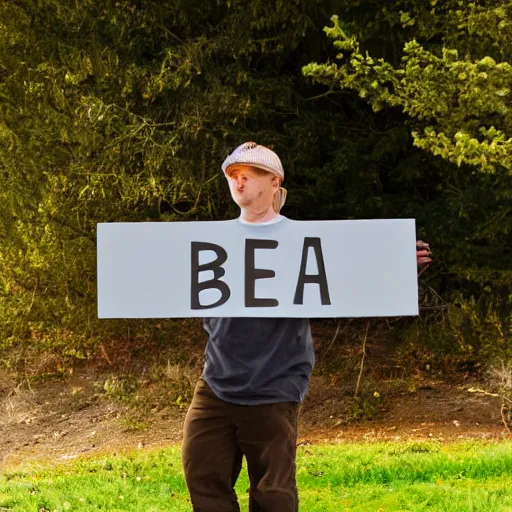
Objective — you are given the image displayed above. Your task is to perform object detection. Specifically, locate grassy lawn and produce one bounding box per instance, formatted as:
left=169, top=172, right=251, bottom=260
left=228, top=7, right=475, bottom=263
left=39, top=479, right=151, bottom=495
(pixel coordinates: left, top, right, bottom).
left=1, top=440, right=512, bottom=511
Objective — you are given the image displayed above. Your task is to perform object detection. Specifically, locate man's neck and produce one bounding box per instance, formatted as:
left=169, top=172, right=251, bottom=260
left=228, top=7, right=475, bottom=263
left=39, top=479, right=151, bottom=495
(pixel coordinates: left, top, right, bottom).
left=240, top=207, right=279, bottom=224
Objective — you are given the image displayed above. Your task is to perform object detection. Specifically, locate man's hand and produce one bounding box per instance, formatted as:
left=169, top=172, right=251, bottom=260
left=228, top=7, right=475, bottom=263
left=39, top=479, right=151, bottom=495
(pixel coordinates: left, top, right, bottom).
left=416, top=240, right=432, bottom=267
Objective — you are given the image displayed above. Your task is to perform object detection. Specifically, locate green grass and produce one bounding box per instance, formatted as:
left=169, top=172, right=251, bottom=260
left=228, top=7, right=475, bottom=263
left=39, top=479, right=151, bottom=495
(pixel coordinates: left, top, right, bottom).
left=2, top=441, right=512, bottom=511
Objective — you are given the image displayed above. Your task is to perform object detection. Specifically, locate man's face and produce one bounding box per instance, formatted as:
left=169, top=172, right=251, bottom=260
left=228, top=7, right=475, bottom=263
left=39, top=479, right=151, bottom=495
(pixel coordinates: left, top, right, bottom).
left=226, top=165, right=280, bottom=210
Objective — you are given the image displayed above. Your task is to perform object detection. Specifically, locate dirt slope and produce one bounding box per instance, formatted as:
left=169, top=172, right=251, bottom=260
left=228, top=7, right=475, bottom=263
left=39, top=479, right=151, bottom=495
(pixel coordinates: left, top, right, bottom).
left=0, top=367, right=506, bottom=470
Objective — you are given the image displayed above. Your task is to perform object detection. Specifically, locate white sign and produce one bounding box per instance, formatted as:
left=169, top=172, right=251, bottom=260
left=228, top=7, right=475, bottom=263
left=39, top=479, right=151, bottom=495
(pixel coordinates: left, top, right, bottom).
left=97, top=218, right=418, bottom=318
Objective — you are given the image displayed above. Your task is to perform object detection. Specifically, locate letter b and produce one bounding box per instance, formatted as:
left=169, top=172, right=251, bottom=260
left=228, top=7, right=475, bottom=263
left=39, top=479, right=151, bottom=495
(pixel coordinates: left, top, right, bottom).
left=191, top=242, right=231, bottom=309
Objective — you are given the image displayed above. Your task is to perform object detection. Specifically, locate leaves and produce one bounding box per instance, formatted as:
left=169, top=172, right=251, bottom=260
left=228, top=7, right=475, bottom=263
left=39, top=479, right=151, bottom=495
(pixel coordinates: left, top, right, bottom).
left=0, top=0, right=338, bottom=354
left=1, top=0, right=512, bottom=362
left=302, top=1, right=512, bottom=358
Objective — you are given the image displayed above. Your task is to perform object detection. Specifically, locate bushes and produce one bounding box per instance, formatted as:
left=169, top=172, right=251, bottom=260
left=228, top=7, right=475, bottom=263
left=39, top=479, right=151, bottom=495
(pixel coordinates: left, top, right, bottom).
left=0, top=1, right=511, bottom=366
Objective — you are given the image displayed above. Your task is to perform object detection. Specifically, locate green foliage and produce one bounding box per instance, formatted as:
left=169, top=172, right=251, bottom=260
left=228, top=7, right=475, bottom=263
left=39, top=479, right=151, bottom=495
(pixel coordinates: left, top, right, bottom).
left=303, top=1, right=512, bottom=360
left=101, top=361, right=198, bottom=415
left=1, top=0, right=511, bottom=364
left=0, top=0, right=338, bottom=357
left=346, top=393, right=381, bottom=422
left=304, top=20, right=512, bottom=173
left=449, top=294, right=512, bottom=361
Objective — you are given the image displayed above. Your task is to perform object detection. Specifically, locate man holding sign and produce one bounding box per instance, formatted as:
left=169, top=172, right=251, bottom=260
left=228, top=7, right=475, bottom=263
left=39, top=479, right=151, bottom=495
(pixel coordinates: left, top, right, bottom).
left=180, top=142, right=431, bottom=511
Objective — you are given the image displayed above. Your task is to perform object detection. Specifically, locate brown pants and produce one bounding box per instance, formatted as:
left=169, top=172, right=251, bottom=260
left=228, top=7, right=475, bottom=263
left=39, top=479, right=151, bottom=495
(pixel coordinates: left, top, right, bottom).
left=181, top=379, right=299, bottom=512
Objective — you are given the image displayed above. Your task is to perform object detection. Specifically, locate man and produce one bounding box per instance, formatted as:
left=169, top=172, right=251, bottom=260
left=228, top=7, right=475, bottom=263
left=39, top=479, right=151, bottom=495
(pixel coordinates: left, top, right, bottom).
left=181, top=142, right=431, bottom=512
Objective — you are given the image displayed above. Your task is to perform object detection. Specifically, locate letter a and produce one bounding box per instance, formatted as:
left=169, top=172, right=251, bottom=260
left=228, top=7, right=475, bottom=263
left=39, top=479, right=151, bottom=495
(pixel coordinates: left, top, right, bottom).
left=293, top=237, right=331, bottom=305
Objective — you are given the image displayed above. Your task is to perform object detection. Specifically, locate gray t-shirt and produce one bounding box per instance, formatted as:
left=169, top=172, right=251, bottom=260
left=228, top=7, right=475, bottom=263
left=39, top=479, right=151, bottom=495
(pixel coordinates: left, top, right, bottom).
left=200, top=215, right=315, bottom=405
left=202, top=317, right=314, bottom=405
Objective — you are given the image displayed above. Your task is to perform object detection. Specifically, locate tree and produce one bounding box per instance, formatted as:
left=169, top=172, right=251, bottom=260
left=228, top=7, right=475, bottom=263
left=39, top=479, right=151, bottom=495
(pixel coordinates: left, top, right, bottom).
left=0, top=0, right=349, bottom=358
left=303, top=0, right=512, bottom=358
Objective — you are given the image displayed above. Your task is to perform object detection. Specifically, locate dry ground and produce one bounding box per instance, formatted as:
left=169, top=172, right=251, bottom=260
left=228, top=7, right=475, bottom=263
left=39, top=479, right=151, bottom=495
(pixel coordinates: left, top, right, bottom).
left=0, top=368, right=505, bottom=470
left=0, top=320, right=508, bottom=469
